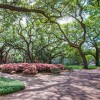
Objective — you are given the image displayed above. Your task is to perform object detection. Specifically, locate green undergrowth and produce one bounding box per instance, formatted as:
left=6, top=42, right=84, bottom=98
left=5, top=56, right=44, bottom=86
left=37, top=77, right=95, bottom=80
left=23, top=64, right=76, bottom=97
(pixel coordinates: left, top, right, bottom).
left=0, top=77, right=25, bottom=95
left=64, top=65, right=99, bottom=70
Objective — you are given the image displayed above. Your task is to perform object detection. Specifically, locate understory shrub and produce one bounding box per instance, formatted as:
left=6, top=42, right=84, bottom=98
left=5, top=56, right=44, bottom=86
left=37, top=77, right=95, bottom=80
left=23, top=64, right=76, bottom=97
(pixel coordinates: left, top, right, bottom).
left=0, top=63, right=64, bottom=74
left=34, top=63, right=64, bottom=72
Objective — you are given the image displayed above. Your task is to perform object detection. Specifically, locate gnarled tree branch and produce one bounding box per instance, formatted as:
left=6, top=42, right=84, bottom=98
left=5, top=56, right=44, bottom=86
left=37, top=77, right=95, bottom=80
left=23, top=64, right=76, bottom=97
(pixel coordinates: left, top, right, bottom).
left=0, top=3, right=49, bottom=19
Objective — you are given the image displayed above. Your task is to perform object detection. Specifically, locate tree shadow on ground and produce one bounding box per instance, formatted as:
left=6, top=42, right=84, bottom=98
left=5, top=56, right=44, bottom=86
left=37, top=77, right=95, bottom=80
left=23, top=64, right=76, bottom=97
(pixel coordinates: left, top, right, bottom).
left=0, top=69, right=100, bottom=100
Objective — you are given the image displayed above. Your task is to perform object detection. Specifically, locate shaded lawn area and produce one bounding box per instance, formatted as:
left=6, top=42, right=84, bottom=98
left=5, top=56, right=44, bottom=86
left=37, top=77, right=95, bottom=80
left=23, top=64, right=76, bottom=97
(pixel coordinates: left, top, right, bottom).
left=0, top=77, right=25, bottom=95
left=64, top=65, right=100, bottom=69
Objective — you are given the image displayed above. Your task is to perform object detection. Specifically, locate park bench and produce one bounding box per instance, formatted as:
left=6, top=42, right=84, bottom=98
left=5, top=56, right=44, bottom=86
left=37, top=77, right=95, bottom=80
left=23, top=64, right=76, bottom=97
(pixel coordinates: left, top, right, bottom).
left=50, top=68, right=60, bottom=74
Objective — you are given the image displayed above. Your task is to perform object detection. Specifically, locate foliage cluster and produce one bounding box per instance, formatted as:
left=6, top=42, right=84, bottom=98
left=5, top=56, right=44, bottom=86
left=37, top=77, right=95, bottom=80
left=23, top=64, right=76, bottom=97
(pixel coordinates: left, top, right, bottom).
left=0, top=0, right=99, bottom=69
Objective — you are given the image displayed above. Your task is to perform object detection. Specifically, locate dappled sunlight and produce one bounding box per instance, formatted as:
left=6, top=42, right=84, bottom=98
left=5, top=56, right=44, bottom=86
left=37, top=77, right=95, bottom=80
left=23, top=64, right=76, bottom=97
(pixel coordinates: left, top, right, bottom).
left=0, top=0, right=99, bottom=99
left=0, top=69, right=100, bottom=100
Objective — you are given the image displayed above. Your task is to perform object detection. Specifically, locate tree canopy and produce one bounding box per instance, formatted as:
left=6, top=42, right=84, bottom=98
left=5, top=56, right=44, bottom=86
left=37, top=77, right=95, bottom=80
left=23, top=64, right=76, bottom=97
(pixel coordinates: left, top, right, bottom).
left=0, top=0, right=100, bottom=68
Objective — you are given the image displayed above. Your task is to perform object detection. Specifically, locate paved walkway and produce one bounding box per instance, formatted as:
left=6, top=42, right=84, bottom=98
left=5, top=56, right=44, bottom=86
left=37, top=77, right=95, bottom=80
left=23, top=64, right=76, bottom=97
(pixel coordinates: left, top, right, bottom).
left=0, top=69, right=100, bottom=100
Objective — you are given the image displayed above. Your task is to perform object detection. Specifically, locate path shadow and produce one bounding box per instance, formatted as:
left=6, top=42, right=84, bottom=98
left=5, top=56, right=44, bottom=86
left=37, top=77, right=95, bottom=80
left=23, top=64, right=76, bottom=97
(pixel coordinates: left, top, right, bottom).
left=0, top=69, right=100, bottom=100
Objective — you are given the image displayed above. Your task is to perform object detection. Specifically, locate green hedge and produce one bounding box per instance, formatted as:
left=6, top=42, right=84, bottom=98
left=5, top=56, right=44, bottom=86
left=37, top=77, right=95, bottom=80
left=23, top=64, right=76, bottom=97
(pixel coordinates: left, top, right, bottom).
left=0, top=77, right=25, bottom=95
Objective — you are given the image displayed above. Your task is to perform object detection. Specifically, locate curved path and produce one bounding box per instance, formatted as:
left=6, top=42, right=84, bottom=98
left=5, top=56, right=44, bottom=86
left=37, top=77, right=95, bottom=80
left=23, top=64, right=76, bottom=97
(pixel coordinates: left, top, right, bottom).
left=0, top=69, right=100, bottom=100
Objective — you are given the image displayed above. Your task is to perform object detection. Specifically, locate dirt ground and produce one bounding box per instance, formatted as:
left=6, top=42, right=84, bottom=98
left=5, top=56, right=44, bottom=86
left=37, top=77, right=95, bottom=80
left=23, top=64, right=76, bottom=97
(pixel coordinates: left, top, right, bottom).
left=0, top=69, right=100, bottom=100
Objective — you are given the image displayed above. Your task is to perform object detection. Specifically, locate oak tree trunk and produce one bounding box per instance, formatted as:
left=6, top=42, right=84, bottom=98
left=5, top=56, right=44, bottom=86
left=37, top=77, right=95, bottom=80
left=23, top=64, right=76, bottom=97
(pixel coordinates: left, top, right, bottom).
left=95, top=47, right=100, bottom=66
left=78, top=48, right=88, bottom=69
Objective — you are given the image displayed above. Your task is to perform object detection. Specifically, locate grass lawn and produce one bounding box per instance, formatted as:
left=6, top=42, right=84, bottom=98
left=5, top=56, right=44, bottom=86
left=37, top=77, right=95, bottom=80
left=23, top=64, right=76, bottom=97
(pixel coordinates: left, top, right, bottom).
left=0, top=77, right=25, bottom=95
left=64, top=65, right=100, bottom=69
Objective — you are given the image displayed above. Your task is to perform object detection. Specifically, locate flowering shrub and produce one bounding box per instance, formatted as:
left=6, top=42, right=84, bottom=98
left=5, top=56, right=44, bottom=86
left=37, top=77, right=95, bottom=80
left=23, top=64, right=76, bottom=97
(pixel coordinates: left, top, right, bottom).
left=22, top=64, right=37, bottom=75
left=0, top=64, right=15, bottom=73
left=34, top=63, right=64, bottom=72
left=56, top=64, right=64, bottom=70
left=0, top=63, right=64, bottom=74
left=0, top=63, right=37, bottom=74
left=15, top=63, right=29, bottom=73
left=22, top=69, right=30, bottom=75
left=22, top=69, right=37, bottom=75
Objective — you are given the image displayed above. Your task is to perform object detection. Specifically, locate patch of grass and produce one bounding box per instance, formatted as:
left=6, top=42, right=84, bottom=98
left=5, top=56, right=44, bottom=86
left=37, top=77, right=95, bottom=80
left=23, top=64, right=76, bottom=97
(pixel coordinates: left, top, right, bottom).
left=64, top=65, right=83, bottom=69
left=0, top=77, right=25, bottom=95
left=64, top=65, right=99, bottom=69
left=88, top=66, right=99, bottom=69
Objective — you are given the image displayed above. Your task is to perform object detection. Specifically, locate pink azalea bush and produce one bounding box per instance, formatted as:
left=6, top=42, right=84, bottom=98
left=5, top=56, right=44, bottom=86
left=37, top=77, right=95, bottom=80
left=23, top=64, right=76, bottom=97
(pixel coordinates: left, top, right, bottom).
left=0, top=64, right=15, bottom=73
left=34, top=63, right=64, bottom=72
left=56, top=64, right=64, bottom=70
left=0, top=63, right=37, bottom=74
left=0, top=63, right=64, bottom=74
left=22, top=64, right=37, bottom=75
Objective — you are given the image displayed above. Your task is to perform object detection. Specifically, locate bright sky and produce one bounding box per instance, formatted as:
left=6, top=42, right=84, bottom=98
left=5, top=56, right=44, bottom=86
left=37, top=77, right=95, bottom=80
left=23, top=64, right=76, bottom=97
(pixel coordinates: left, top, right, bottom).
left=21, top=16, right=74, bottom=25
left=21, top=17, right=27, bottom=25
left=57, top=17, right=74, bottom=24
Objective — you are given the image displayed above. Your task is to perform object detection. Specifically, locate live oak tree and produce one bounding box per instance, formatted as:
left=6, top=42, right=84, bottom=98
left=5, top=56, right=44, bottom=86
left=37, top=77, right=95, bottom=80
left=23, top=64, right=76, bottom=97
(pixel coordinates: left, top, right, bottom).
left=47, top=0, right=88, bottom=69
left=0, top=0, right=89, bottom=68
left=0, top=0, right=99, bottom=68
left=0, top=41, right=10, bottom=64
left=86, top=22, right=100, bottom=66
left=1, top=15, right=63, bottom=63
left=85, top=1, right=100, bottom=66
